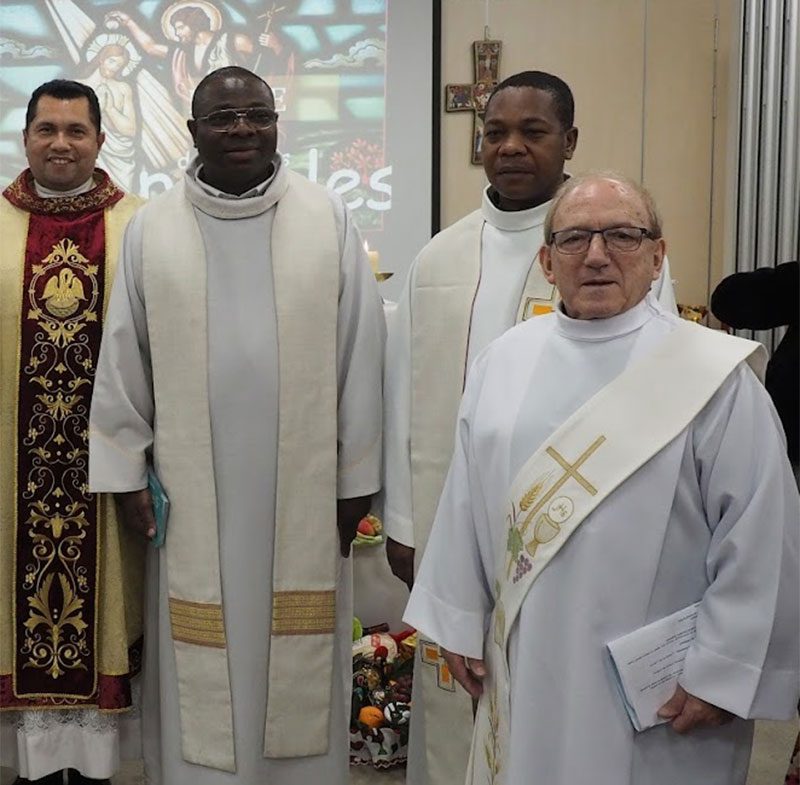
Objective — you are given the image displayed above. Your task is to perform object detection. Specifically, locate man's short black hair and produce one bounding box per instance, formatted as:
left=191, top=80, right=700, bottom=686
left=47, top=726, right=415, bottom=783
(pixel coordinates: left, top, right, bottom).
left=191, top=66, right=275, bottom=117
left=25, top=79, right=102, bottom=134
left=485, top=71, right=575, bottom=130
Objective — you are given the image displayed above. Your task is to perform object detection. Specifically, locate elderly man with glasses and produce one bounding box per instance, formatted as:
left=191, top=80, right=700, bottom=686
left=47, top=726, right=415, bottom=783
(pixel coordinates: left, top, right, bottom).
left=88, top=66, right=385, bottom=785
left=404, top=172, right=799, bottom=785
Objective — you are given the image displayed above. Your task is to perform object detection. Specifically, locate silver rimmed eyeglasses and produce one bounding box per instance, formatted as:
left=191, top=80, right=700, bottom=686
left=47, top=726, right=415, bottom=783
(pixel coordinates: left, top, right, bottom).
left=550, top=226, right=656, bottom=254
left=195, top=107, right=279, bottom=132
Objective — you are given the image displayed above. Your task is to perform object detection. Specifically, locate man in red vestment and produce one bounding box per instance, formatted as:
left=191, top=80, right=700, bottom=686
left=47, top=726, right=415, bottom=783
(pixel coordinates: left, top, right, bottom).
left=0, top=80, right=143, bottom=785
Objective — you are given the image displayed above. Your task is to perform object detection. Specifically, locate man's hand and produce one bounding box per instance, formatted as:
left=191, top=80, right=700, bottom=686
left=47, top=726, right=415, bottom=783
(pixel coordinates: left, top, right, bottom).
left=657, top=684, right=734, bottom=734
left=105, top=10, right=130, bottom=25
left=117, top=488, right=155, bottom=541
left=441, top=647, right=486, bottom=699
left=337, top=495, right=372, bottom=557
left=258, top=32, right=284, bottom=54
left=386, top=537, right=415, bottom=590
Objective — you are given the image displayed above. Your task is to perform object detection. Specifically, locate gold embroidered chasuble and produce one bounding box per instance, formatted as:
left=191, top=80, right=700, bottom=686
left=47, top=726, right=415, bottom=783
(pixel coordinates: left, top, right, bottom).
left=0, top=169, right=144, bottom=712
left=467, top=322, right=766, bottom=785
left=139, top=170, right=340, bottom=771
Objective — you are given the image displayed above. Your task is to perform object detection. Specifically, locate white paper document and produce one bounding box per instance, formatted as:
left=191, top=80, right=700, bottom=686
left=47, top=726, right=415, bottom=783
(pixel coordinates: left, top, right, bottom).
left=606, top=602, right=701, bottom=732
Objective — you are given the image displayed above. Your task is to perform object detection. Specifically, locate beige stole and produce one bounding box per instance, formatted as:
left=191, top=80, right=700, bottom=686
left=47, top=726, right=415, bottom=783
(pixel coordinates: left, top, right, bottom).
left=141, top=171, right=339, bottom=771
left=409, top=209, right=554, bottom=785
left=467, top=321, right=766, bottom=785
left=410, top=210, right=554, bottom=562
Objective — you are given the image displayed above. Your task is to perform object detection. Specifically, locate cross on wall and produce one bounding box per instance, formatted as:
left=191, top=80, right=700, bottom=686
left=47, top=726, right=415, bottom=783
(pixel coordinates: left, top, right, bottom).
left=445, top=38, right=503, bottom=165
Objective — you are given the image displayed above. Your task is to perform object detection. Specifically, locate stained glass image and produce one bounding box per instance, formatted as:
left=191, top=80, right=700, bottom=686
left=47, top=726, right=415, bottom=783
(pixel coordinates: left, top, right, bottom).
left=0, top=0, right=388, bottom=229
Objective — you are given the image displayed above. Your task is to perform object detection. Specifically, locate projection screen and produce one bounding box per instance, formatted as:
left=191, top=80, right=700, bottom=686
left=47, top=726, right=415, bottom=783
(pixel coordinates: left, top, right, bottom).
left=0, top=0, right=435, bottom=299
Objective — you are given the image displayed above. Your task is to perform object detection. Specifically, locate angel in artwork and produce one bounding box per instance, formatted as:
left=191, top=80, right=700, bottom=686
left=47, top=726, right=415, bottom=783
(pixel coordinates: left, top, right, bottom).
left=82, top=33, right=192, bottom=192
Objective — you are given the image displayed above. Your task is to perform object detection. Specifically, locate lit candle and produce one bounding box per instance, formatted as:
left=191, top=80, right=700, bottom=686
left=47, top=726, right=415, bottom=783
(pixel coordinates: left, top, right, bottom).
left=364, top=240, right=392, bottom=282
left=364, top=240, right=380, bottom=275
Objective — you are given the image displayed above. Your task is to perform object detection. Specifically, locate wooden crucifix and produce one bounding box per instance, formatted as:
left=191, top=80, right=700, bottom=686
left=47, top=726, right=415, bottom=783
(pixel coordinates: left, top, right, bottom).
left=445, top=38, right=502, bottom=165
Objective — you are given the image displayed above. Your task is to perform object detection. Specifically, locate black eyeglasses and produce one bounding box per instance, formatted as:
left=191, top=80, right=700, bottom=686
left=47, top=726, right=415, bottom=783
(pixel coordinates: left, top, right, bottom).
left=550, top=226, right=656, bottom=254
left=194, top=107, right=279, bottom=132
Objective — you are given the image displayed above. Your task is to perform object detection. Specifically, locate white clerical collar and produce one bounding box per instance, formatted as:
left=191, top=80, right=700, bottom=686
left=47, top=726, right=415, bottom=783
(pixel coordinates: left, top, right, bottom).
left=555, top=293, right=661, bottom=342
left=191, top=153, right=280, bottom=200
left=184, top=154, right=288, bottom=220
left=34, top=176, right=95, bottom=198
left=481, top=185, right=550, bottom=232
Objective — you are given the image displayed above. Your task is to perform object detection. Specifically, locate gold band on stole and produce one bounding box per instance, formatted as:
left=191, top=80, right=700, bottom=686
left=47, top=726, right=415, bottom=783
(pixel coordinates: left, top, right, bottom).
left=169, top=598, right=226, bottom=648
left=272, top=590, right=335, bottom=636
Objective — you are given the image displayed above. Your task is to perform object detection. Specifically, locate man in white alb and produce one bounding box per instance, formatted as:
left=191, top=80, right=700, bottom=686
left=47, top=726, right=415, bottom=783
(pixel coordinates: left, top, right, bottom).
left=383, top=70, right=677, bottom=785
left=404, top=172, right=799, bottom=785
left=88, top=67, right=385, bottom=785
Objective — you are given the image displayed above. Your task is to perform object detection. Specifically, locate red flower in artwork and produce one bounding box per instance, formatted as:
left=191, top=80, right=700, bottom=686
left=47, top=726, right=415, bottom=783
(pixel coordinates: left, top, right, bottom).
left=330, top=139, right=384, bottom=184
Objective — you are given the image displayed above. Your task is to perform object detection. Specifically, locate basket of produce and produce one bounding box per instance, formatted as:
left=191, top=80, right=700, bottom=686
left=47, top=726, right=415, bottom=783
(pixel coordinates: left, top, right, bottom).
left=349, top=621, right=416, bottom=769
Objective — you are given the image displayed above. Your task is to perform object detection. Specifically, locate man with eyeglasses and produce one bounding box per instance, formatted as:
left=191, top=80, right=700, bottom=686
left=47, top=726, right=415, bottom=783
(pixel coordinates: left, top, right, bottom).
left=404, top=172, right=799, bottom=785
left=383, top=70, right=677, bottom=785
left=88, top=66, right=385, bottom=785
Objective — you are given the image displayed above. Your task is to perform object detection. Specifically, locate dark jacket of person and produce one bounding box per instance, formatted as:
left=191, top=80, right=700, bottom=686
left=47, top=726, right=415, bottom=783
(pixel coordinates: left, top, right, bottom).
left=711, top=261, right=799, bottom=466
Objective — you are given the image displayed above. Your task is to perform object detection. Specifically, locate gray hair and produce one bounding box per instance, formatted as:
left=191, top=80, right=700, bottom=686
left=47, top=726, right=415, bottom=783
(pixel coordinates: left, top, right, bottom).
left=543, top=171, right=663, bottom=243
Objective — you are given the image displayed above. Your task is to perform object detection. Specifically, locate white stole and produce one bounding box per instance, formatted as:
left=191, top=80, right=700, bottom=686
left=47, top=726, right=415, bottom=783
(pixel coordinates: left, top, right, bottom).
left=410, top=211, right=554, bottom=562
left=467, top=321, right=766, bottom=785
left=409, top=209, right=554, bottom=785
left=142, top=172, right=339, bottom=771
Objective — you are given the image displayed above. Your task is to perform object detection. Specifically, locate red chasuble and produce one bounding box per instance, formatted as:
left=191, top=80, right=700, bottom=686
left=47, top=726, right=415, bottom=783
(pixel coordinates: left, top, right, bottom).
left=0, top=170, right=138, bottom=711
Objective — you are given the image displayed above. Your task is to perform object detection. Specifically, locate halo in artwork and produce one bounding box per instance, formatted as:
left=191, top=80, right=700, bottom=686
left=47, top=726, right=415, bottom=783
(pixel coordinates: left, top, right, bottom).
left=85, top=34, right=141, bottom=78
left=161, top=0, right=223, bottom=42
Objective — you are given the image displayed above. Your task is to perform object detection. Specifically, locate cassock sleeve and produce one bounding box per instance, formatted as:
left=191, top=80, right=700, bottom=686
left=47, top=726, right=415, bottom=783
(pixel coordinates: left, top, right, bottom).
left=88, top=210, right=154, bottom=493
left=330, top=193, right=386, bottom=500
left=403, top=353, right=495, bottom=660
left=679, top=363, right=800, bottom=719
left=382, top=259, right=418, bottom=546
left=651, top=255, right=678, bottom=315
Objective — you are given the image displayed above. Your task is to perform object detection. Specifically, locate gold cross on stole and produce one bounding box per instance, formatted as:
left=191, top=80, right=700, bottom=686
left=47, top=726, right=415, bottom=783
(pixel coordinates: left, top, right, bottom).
left=513, top=436, right=606, bottom=563
left=544, top=440, right=604, bottom=496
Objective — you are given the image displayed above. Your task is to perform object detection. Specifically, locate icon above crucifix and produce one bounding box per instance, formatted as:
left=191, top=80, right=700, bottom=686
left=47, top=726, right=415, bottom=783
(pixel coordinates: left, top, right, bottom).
left=445, top=39, right=502, bottom=165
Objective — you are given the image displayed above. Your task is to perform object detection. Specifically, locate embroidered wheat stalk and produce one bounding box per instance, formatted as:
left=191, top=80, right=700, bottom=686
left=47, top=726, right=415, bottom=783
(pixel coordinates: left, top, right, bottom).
left=519, top=476, right=547, bottom=511
left=483, top=689, right=501, bottom=783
